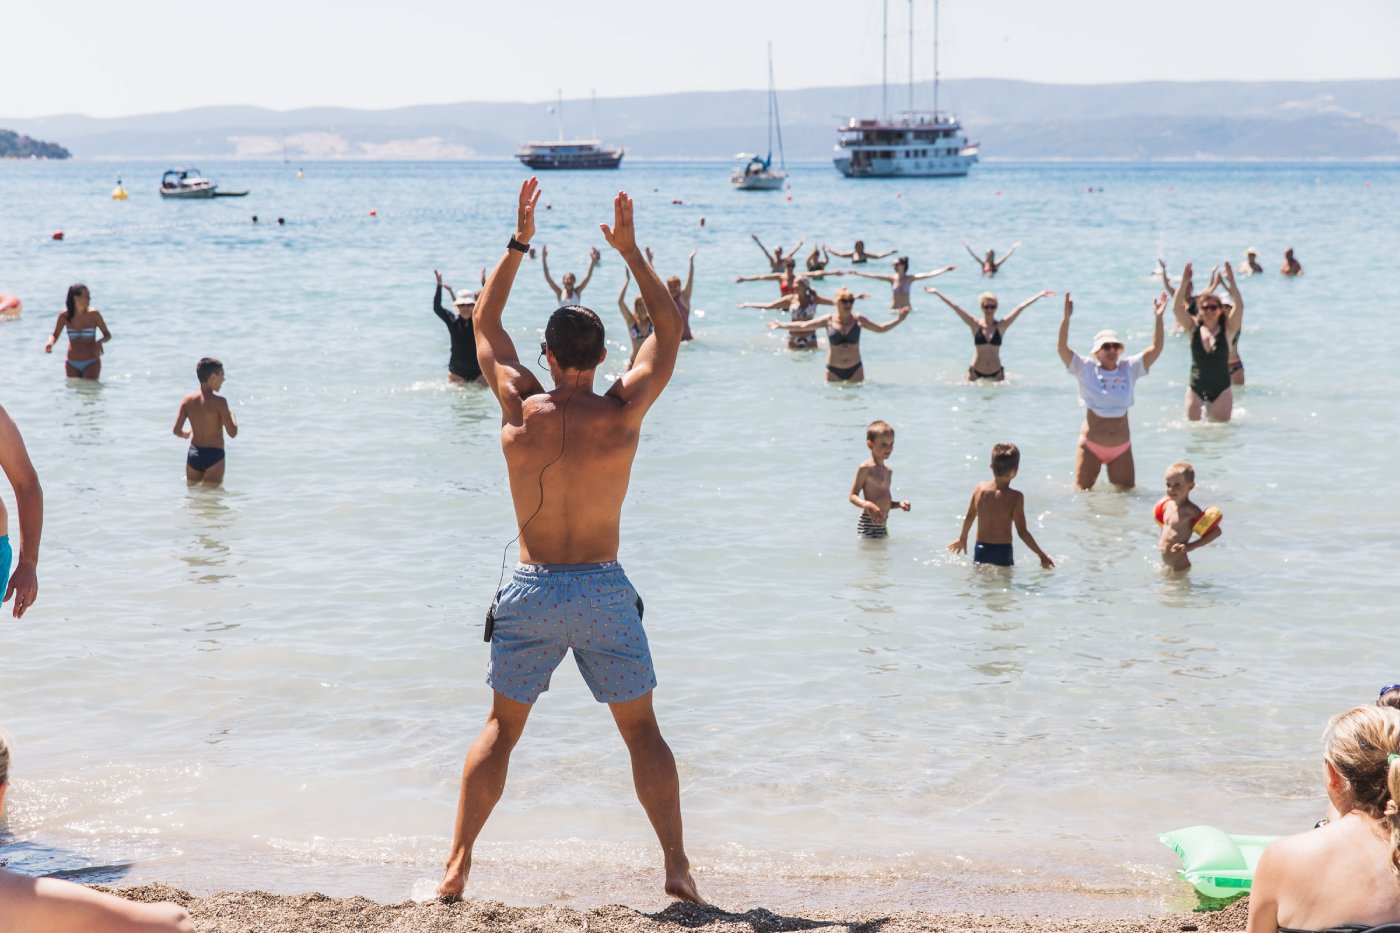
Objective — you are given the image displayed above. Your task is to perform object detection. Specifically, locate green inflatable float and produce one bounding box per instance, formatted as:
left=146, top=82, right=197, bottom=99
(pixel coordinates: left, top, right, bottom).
left=1159, top=825, right=1278, bottom=899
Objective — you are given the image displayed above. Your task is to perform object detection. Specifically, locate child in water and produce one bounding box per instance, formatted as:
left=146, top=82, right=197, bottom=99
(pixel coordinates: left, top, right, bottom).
left=173, top=358, right=238, bottom=485
left=1155, top=461, right=1222, bottom=572
left=848, top=420, right=910, bottom=539
left=948, top=444, right=1054, bottom=568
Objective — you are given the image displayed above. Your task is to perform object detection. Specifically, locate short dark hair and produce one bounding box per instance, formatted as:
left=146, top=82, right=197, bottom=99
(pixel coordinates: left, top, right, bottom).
left=196, top=357, right=223, bottom=383
left=991, top=443, right=1020, bottom=477
left=545, top=306, right=606, bottom=371
left=866, top=420, right=894, bottom=442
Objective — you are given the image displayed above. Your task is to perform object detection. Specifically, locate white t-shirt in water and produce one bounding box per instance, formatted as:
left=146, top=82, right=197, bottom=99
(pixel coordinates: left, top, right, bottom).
left=1068, top=351, right=1148, bottom=418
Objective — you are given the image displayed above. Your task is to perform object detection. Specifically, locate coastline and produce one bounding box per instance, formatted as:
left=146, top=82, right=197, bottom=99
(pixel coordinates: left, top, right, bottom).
left=108, top=884, right=1250, bottom=932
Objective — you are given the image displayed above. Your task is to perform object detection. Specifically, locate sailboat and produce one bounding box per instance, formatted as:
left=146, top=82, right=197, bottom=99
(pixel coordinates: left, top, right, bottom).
left=732, top=43, right=788, bottom=191
left=833, top=0, right=979, bottom=179
left=517, top=91, right=624, bottom=170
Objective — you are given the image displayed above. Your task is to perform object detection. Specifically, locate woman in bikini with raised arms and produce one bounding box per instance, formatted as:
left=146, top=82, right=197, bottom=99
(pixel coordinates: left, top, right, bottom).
left=1057, top=291, right=1166, bottom=490
left=540, top=244, right=598, bottom=307
left=766, top=287, right=908, bottom=384
left=927, top=287, right=1054, bottom=382
left=846, top=256, right=954, bottom=309
left=1171, top=262, right=1243, bottom=421
left=965, top=240, right=1019, bottom=277
left=738, top=276, right=858, bottom=350
left=751, top=234, right=805, bottom=273
left=617, top=268, right=653, bottom=368
left=44, top=284, right=110, bottom=379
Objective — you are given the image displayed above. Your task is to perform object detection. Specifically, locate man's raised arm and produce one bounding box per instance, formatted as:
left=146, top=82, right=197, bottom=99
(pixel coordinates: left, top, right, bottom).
left=605, top=192, right=679, bottom=413
left=475, top=178, right=546, bottom=413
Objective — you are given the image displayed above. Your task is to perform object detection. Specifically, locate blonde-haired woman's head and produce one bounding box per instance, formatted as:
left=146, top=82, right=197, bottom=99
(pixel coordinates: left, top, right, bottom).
left=1324, top=706, right=1400, bottom=874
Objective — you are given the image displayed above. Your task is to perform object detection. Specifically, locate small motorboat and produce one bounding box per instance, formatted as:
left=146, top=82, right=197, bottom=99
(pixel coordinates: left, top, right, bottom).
left=159, top=167, right=248, bottom=199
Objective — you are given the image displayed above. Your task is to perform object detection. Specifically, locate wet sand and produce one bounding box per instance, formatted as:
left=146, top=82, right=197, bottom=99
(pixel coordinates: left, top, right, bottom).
left=110, top=884, right=1249, bottom=932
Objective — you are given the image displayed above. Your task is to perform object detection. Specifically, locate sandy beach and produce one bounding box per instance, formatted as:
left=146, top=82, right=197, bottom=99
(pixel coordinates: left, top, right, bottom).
left=108, top=884, right=1249, bottom=932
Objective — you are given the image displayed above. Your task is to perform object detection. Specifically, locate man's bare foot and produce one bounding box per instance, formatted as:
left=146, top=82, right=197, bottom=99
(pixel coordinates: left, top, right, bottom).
left=664, top=864, right=705, bottom=905
left=436, top=858, right=469, bottom=903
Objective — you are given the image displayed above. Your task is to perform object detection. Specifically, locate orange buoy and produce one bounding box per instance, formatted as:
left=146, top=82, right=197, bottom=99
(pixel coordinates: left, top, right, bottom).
left=52, top=231, right=64, bottom=241
left=369, top=210, right=377, bottom=217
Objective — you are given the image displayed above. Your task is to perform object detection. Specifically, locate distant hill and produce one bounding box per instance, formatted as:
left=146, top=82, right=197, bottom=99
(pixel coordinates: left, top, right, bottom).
left=5, top=79, right=1400, bottom=161
left=0, top=129, right=71, bottom=159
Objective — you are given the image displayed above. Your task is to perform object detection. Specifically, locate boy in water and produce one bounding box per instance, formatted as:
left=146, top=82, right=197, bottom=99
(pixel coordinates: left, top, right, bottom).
left=948, top=443, right=1054, bottom=568
left=849, top=420, right=910, bottom=539
left=1156, top=461, right=1221, bottom=572
left=173, top=358, right=238, bottom=485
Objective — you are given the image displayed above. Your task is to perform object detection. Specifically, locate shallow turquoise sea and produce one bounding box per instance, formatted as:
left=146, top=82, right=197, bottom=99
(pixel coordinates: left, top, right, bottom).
left=0, top=158, right=1397, bottom=914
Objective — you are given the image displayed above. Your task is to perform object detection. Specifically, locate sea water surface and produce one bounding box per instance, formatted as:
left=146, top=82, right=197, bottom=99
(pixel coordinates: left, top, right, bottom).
left=1, top=158, right=1396, bottom=915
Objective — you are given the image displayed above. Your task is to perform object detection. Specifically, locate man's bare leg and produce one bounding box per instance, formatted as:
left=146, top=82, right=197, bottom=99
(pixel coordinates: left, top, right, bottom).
left=437, top=692, right=533, bottom=901
left=609, top=692, right=704, bottom=905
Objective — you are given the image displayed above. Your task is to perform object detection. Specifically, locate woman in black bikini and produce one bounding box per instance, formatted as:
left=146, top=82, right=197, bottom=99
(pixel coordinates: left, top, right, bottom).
left=1170, top=262, right=1242, bottom=422
left=927, top=287, right=1054, bottom=382
left=826, top=240, right=895, bottom=265
left=739, top=276, right=861, bottom=350
left=765, top=287, right=908, bottom=383
left=964, top=240, right=1019, bottom=276
left=1245, top=705, right=1400, bottom=933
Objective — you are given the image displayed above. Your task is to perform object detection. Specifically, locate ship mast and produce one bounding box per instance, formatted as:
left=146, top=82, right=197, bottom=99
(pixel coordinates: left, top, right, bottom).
left=881, top=0, right=888, bottom=120
left=555, top=90, right=564, bottom=142
left=934, top=0, right=941, bottom=117
left=908, top=0, right=914, bottom=115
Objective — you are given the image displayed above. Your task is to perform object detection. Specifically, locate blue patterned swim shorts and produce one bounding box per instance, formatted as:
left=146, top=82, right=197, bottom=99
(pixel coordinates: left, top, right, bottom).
left=487, top=561, right=657, bottom=705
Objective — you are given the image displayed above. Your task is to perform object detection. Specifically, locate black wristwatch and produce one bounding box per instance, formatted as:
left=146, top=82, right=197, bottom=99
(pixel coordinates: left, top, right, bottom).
left=508, top=236, right=529, bottom=253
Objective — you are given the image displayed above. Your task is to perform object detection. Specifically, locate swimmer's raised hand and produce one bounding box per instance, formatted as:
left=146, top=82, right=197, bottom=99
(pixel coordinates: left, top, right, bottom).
left=434, top=269, right=443, bottom=287
left=516, top=177, right=541, bottom=244
left=1062, top=292, right=1073, bottom=318
left=1153, top=292, right=1168, bottom=317
left=600, top=191, right=638, bottom=255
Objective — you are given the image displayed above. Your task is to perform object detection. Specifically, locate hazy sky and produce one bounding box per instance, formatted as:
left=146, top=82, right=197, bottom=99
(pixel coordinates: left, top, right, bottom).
left=3, top=0, right=1397, bottom=118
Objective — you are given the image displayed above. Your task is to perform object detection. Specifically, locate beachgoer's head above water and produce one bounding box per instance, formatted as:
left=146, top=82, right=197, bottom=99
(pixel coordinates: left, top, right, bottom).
left=979, top=292, right=998, bottom=314
left=1322, top=706, right=1400, bottom=857
left=853, top=240, right=865, bottom=251
left=834, top=287, right=856, bottom=310
left=1164, top=462, right=1195, bottom=502
left=1378, top=685, right=1400, bottom=711
left=196, top=357, right=224, bottom=388
left=65, top=283, right=90, bottom=321
left=1091, top=329, right=1124, bottom=367
left=991, top=443, right=1020, bottom=479
left=894, top=257, right=909, bottom=273
left=666, top=275, right=682, bottom=295
left=453, top=291, right=478, bottom=317
left=562, top=272, right=577, bottom=290
left=545, top=305, right=606, bottom=373
left=865, top=420, right=895, bottom=459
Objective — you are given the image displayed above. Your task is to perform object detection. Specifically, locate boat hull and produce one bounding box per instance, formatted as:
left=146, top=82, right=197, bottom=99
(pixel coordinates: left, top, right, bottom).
left=731, top=170, right=786, bottom=190
left=833, top=153, right=977, bottom=178
left=516, top=153, right=622, bottom=170
left=159, top=186, right=218, bottom=199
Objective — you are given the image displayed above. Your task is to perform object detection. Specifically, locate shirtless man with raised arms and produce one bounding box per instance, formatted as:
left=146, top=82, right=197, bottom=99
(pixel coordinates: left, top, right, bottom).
left=436, top=178, right=702, bottom=906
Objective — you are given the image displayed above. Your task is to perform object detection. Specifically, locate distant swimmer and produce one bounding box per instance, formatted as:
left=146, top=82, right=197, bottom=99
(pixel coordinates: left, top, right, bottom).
left=1156, top=461, right=1222, bottom=573
left=433, top=270, right=486, bottom=385
left=1, top=735, right=195, bottom=932
left=947, top=443, right=1054, bottom=569
left=44, top=284, right=109, bottom=380
left=647, top=246, right=697, bottom=342
left=848, top=420, right=910, bottom=539
left=826, top=240, right=895, bottom=264
left=927, top=287, right=1054, bottom=382
left=964, top=240, right=1019, bottom=277
left=1170, top=262, right=1242, bottom=422
left=173, top=358, right=238, bottom=485
left=751, top=233, right=805, bottom=272
left=847, top=256, right=954, bottom=308
left=1057, top=291, right=1165, bottom=491
left=766, top=286, right=908, bottom=383
left=738, top=275, right=853, bottom=350
left=805, top=244, right=831, bottom=272
left=1281, top=246, right=1304, bottom=276
left=1242, top=247, right=1263, bottom=275
left=736, top=257, right=842, bottom=292
left=436, top=179, right=702, bottom=906
left=540, top=243, right=599, bottom=307
left=0, top=402, right=41, bottom=619
left=616, top=267, right=654, bottom=368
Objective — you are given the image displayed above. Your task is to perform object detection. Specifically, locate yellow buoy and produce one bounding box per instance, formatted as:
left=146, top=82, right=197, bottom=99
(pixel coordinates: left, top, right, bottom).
left=111, top=181, right=128, bottom=200
left=296, top=170, right=305, bottom=179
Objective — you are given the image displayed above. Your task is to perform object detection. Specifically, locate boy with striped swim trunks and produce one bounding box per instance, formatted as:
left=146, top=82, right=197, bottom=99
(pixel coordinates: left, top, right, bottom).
left=436, top=179, right=702, bottom=906
left=849, top=420, right=911, bottom=539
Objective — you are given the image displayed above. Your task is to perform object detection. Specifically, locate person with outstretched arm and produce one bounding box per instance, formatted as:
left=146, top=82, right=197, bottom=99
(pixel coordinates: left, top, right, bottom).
left=436, top=178, right=702, bottom=906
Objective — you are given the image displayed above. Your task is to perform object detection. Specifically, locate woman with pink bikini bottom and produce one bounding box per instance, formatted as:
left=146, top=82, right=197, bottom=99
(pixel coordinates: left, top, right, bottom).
left=1055, top=292, right=1166, bottom=490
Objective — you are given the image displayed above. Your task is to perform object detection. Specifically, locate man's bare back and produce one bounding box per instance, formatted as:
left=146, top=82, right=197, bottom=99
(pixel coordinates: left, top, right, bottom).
left=177, top=391, right=232, bottom=449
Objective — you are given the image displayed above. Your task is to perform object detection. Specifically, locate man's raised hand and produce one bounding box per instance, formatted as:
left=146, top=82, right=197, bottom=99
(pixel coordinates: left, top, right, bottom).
left=516, top=177, right=541, bottom=244
left=600, top=191, right=637, bottom=255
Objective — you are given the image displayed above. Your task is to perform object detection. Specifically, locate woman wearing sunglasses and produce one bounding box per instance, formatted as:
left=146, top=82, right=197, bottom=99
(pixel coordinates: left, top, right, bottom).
left=766, top=287, right=908, bottom=383
left=927, top=287, right=1055, bottom=382
left=1057, top=291, right=1166, bottom=490
left=1171, top=262, right=1243, bottom=422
